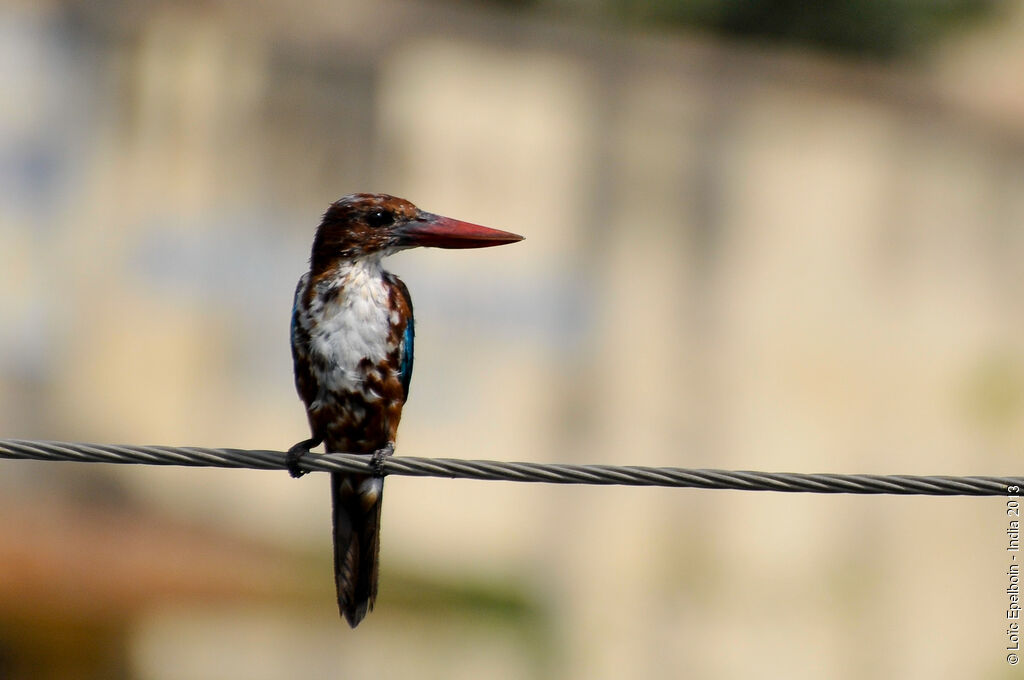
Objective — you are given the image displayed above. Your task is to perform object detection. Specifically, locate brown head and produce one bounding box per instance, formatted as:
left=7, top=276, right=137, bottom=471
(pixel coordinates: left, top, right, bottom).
left=310, top=193, right=524, bottom=272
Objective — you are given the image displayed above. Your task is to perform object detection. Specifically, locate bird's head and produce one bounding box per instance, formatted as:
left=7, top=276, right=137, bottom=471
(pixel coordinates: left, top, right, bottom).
left=310, top=193, right=523, bottom=271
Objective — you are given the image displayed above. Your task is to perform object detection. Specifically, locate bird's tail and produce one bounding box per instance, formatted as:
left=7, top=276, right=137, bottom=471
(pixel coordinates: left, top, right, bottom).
left=330, top=471, right=383, bottom=628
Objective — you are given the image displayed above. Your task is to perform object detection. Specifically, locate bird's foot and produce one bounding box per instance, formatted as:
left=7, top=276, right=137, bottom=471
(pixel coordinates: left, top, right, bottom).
left=285, top=437, right=322, bottom=478
left=370, top=442, right=395, bottom=478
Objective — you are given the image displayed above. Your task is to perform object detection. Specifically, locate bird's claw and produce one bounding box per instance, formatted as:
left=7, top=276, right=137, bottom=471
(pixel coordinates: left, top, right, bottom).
left=286, top=437, right=322, bottom=478
left=370, top=442, right=395, bottom=478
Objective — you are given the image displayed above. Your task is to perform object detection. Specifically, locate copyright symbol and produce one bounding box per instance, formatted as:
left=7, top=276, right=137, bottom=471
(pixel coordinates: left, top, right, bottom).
left=1008, top=653, right=1018, bottom=665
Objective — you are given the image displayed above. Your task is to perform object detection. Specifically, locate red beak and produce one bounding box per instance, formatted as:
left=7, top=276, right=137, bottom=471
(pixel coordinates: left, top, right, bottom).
left=396, top=212, right=524, bottom=249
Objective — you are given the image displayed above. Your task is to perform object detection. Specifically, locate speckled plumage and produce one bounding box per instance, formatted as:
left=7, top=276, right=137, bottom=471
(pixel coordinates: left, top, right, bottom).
left=291, top=260, right=414, bottom=452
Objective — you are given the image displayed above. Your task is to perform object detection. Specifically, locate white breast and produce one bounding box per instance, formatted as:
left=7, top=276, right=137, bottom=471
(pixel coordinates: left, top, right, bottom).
left=300, top=258, right=394, bottom=397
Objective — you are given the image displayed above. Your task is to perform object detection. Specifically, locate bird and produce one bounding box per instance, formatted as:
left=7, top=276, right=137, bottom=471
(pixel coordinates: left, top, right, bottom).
left=288, top=193, right=523, bottom=627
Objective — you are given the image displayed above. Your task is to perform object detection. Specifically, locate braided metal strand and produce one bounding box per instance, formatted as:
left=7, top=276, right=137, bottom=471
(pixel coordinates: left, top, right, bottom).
left=0, top=438, right=1020, bottom=496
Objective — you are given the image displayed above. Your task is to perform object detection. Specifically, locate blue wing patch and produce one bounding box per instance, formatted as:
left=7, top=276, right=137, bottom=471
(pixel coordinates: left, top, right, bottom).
left=399, top=317, right=414, bottom=398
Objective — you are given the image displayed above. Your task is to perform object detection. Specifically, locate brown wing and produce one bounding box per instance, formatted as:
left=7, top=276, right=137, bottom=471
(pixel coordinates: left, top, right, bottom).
left=388, top=273, right=415, bottom=401
left=290, top=273, right=320, bottom=417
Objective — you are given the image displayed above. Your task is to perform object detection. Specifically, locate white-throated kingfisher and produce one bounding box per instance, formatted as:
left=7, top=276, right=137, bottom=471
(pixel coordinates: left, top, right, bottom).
left=289, top=193, right=523, bottom=627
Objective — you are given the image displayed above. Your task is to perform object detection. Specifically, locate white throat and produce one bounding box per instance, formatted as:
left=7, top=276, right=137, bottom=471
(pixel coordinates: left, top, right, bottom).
left=306, top=257, right=393, bottom=395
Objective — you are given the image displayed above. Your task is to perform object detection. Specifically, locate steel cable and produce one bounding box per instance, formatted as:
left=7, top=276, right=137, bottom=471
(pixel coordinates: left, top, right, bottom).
left=2, top=438, right=1020, bottom=496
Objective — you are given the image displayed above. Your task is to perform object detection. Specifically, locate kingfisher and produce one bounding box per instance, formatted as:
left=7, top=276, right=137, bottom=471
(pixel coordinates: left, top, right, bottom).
left=288, top=193, right=523, bottom=627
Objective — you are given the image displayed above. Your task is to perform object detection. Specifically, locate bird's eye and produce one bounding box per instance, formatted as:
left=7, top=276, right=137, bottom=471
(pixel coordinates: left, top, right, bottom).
left=366, top=210, right=394, bottom=228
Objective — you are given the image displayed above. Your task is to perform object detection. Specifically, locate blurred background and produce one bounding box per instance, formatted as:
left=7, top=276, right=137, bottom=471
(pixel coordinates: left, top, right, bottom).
left=2, top=0, right=1024, bottom=677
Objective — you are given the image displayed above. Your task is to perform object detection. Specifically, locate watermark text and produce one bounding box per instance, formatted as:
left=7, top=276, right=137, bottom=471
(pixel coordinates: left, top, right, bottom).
left=1007, top=485, right=1020, bottom=665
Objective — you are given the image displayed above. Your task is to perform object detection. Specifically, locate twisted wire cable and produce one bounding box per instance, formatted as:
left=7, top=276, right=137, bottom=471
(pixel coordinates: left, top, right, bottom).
left=0, top=438, right=1019, bottom=496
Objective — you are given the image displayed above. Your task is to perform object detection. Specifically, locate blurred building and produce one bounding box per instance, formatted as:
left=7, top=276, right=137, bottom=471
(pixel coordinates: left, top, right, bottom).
left=1, top=0, right=1023, bottom=678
